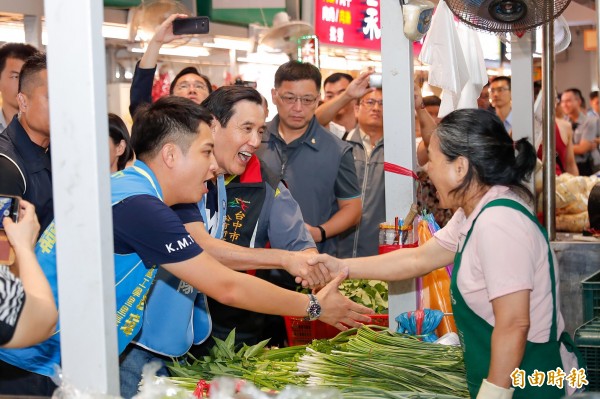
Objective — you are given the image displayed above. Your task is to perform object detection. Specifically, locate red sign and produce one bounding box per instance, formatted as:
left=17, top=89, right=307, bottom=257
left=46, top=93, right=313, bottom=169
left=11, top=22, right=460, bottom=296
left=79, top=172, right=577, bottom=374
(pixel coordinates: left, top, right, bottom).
left=314, top=0, right=381, bottom=51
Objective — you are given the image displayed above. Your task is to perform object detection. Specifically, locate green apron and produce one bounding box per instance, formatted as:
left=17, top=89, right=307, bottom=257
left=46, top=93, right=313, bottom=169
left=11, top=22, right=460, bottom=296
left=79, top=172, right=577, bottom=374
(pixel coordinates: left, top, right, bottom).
left=450, top=198, right=581, bottom=398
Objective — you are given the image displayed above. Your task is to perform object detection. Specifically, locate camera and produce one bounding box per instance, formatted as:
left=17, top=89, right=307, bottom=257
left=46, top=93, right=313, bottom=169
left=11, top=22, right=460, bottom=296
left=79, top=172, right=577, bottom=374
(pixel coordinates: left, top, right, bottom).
left=172, top=16, right=210, bottom=35
left=0, top=195, right=19, bottom=230
left=369, top=73, right=382, bottom=89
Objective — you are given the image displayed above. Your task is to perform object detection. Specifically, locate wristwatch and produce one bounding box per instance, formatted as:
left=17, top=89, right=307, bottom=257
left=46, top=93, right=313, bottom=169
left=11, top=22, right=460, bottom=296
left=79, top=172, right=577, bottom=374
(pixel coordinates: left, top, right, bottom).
left=305, top=293, right=322, bottom=321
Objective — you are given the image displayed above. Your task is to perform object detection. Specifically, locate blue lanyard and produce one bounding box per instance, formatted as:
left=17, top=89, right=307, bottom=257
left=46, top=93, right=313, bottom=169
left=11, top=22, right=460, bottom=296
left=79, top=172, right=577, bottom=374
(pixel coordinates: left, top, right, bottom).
left=199, top=174, right=227, bottom=239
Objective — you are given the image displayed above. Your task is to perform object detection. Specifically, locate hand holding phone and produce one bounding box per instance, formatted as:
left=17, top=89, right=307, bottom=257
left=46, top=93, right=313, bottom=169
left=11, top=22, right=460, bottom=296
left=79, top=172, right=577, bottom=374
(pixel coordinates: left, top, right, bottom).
left=172, top=16, right=210, bottom=35
left=0, top=195, right=20, bottom=265
left=0, top=195, right=19, bottom=230
left=2, top=199, right=39, bottom=252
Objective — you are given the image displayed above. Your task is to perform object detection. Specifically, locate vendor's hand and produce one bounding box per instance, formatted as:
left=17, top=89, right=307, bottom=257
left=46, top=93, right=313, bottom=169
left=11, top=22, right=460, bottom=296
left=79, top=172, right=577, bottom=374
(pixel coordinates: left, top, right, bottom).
left=476, top=379, right=514, bottom=399
left=283, top=250, right=331, bottom=289
left=316, top=268, right=373, bottom=330
left=150, top=13, right=188, bottom=45
left=346, top=71, right=376, bottom=99
left=307, top=253, right=344, bottom=277
left=3, top=200, right=40, bottom=251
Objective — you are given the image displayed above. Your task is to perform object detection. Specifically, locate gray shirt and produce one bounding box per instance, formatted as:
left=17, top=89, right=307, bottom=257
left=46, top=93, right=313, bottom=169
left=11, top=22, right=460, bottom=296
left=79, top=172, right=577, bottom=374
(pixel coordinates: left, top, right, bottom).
left=258, top=115, right=360, bottom=255
left=569, top=112, right=600, bottom=164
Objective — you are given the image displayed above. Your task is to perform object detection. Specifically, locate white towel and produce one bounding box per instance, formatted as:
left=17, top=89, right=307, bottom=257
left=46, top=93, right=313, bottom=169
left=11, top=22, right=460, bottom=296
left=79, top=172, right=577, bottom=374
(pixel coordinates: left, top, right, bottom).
left=418, top=0, right=469, bottom=118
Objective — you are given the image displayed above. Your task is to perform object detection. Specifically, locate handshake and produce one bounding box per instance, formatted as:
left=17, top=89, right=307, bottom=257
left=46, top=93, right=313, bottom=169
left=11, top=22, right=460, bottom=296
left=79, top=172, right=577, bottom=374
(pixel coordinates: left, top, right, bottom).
left=285, top=251, right=344, bottom=289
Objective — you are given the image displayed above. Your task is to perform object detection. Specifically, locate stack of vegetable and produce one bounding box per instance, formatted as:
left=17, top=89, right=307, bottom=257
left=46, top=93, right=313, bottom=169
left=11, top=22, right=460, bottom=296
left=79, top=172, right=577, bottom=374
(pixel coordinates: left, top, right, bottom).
left=167, top=326, right=468, bottom=398
left=298, top=326, right=467, bottom=397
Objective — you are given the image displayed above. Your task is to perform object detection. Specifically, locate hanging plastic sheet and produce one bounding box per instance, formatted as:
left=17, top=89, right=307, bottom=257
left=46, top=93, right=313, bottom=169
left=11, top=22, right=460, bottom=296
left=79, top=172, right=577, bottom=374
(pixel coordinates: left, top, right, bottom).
left=418, top=0, right=469, bottom=118
left=416, top=214, right=457, bottom=337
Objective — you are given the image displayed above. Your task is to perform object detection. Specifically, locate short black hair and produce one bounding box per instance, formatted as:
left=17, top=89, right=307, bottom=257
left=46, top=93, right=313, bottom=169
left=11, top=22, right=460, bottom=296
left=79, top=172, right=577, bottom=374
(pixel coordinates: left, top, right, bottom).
left=423, top=95, right=441, bottom=107
left=0, top=42, right=38, bottom=75
left=131, top=96, right=213, bottom=162
left=201, top=85, right=263, bottom=128
left=108, top=113, right=134, bottom=171
left=436, top=108, right=536, bottom=203
left=169, top=66, right=213, bottom=95
left=274, top=61, right=321, bottom=90
left=491, top=76, right=511, bottom=90
left=324, top=72, right=353, bottom=87
left=18, top=52, right=47, bottom=94
left=564, top=88, right=585, bottom=108
left=590, top=91, right=598, bottom=101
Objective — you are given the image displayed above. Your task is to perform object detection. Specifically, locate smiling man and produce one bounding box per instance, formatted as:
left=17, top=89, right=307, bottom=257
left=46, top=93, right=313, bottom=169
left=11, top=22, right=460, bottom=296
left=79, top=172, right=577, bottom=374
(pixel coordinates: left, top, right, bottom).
left=0, top=96, right=370, bottom=398
left=125, top=87, right=330, bottom=396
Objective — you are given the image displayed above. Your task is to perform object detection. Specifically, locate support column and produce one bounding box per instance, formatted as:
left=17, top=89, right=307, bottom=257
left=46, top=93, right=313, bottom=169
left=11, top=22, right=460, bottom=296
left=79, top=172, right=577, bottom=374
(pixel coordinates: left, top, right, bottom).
left=381, top=0, right=417, bottom=319
left=44, top=0, right=119, bottom=393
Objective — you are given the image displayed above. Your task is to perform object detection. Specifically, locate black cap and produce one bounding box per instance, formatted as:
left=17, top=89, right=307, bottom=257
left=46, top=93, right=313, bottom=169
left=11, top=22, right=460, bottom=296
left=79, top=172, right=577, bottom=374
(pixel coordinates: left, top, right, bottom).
left=169, top=67, right=213, bottom=94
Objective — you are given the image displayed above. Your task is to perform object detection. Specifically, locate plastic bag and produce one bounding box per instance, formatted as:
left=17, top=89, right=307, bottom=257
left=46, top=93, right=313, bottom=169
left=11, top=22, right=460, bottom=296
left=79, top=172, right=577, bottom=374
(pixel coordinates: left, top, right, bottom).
left=50, top=365, right=123, bottom=399
left=417, top=217, right=457, bottom=337
left=395, top=309, right=443, bottom=342
left=133, top=362, right=195, bottom=399
left=208, top=377, right=341, bottom=399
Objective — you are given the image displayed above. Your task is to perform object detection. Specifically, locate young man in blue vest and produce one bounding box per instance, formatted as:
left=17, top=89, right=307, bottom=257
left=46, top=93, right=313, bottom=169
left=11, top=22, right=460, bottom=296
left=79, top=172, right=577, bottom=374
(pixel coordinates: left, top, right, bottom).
left=0, top=96, right=371, bottom=397
left=122, top=87, right=326, bottom=397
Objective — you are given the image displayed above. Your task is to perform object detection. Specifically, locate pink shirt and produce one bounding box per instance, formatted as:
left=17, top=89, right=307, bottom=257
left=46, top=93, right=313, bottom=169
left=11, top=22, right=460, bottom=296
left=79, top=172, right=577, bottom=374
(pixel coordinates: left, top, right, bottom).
left=434, top=186, right=577, bottom=385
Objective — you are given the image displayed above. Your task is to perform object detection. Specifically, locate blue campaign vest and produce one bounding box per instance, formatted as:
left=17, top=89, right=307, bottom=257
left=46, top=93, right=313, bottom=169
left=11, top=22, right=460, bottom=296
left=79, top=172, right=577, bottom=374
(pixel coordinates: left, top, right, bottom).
left=134, top=174, right=227, bottom=356
left=0, top=161, right=162, bottom=377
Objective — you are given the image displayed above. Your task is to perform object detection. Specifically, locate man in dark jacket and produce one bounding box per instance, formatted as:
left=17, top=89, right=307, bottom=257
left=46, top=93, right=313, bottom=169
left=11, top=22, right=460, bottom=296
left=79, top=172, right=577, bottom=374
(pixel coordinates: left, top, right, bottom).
left=0, top=52, right=52, bottom=233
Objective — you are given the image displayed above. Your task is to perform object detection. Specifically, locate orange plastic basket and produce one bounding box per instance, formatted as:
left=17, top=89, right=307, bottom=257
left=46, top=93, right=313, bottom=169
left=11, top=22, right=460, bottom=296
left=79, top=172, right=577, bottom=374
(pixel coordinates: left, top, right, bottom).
left=284, top=314, right=390, bottom=346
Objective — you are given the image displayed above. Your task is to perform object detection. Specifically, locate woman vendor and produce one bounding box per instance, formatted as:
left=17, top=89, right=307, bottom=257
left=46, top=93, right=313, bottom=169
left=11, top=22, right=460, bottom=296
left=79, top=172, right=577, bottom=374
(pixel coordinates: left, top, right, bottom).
left=310, top=108, right=581, bottom=398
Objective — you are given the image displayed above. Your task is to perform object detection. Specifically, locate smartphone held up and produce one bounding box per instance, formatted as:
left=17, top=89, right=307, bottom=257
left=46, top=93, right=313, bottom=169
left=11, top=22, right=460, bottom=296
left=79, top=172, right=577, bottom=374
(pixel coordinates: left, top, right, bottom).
left=172, top=16, right=210, bottom=35
left=0, top=195, right=19, bottom=230
left=0, top=195, right=19, bottom=265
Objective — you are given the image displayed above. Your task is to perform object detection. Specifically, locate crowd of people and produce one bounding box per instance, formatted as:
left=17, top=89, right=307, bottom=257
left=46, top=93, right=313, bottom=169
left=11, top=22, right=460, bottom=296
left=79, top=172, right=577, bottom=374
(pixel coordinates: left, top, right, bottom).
left=0, top=13, right=590, bottom=398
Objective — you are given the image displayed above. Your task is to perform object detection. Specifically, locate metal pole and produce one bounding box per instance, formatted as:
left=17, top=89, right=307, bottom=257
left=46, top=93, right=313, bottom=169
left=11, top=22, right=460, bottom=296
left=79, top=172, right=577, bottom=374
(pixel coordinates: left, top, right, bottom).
left=542, top=15, right=556, bottom=239
left=597, top=0, right=600, bottom=92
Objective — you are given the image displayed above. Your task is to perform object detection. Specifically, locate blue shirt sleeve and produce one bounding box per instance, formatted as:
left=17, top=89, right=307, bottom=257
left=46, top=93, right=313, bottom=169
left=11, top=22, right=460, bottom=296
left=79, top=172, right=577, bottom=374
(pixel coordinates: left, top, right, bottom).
left=267, top=182, right=316, bottom=251
left=129, top=62, right=156, bottom=118
left=335, top=148, right=361, bottom=200
left=113, top=195, right=202, bottom=266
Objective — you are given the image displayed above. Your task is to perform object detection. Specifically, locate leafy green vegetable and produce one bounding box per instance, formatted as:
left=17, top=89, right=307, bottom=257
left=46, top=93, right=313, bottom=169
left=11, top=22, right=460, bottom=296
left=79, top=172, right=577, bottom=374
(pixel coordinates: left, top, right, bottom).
left=338, top=279, right=388, bottom=314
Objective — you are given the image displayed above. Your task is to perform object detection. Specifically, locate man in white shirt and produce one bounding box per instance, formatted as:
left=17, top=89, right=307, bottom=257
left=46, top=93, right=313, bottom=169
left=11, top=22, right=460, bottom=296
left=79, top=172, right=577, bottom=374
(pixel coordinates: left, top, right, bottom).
left=489, top=76, right=512, bottom=135
left=316, top=72, right=373, bottom=140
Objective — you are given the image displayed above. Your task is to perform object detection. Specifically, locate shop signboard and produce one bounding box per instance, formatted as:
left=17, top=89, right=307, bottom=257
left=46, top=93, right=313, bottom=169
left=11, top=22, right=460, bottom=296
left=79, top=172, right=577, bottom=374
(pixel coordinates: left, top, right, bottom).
left=314, top=0, right=382, bottom=51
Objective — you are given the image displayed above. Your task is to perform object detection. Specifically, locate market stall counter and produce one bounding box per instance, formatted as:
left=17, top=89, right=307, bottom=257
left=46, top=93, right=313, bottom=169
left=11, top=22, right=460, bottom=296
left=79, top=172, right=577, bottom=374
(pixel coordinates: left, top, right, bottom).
left=553, top=233, right=600, bottom=335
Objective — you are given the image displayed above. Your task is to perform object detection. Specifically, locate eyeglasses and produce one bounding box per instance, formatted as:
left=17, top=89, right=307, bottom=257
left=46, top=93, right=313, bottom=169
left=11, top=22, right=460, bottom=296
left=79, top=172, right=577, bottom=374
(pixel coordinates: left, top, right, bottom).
left=360, top=99, right=383, bottom=109
left=488, top=87, right=510, bottom=94
left=277, top=93, right=318, bottom=106
left=175, top=82, right=208, bottom=91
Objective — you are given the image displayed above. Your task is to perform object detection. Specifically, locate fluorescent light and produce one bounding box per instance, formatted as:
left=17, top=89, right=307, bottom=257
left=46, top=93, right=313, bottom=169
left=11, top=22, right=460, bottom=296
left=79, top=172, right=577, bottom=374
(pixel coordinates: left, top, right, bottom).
left=0, top=23, right=25, bottom=43
left=237, top=52, right=289, bottom=65
left=0, top=20, right=132, bottom=42
left=131, top=45, right=210, bottom=57
left=205, top=37, right=252, bottom=51
left=102, top=23, right=129, bottom=40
